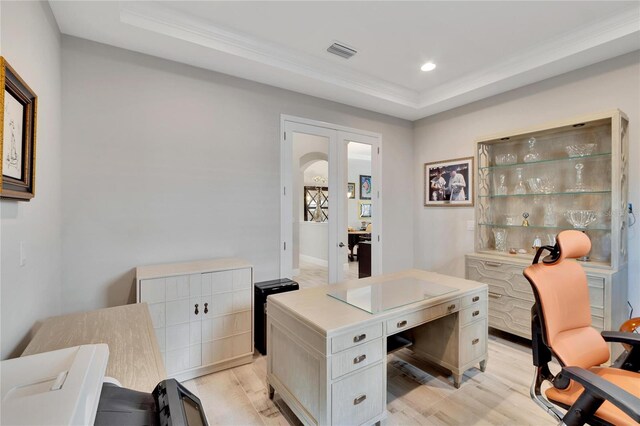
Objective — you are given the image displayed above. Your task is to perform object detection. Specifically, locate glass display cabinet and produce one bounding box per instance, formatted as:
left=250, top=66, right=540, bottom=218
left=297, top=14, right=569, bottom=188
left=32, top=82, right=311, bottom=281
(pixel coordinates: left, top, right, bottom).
left=466, top=110, right=629, bottom=355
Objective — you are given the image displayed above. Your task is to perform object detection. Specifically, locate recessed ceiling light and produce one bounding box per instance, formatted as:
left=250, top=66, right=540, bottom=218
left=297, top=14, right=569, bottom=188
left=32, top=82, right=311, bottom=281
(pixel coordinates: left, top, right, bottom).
left=421, top=62, right=436, bottom=72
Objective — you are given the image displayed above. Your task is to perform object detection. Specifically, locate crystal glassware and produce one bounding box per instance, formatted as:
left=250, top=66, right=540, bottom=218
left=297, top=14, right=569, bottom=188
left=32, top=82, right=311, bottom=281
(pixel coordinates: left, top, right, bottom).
left=544, top=203, right=557, bottom=227
left=524, top=137, right=540, bottom=163
left=527, top=177, right=555, bottom=194
left=496, top=174, right=508, bottom=196
left=568, top=163, right=589, bottom=192
left=565, top=143, right=597, bottom=158
left=564, top=210, right=597, bottom=229
left=495, top=153, right=517, bottom=165
left=514, top=168, right=527, bottom=195
left=493, top=228, right=508, bottom=252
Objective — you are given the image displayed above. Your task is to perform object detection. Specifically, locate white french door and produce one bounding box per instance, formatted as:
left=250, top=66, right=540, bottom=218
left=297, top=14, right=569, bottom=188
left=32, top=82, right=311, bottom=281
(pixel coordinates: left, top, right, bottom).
left=280, top=116, right=382, bottom=284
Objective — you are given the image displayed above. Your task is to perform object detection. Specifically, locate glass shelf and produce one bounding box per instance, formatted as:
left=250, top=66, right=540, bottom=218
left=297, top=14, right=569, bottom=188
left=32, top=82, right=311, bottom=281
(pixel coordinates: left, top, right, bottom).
left=479, top=152, right=611, bottom=171
left=479, top=223, right=611, bottom=231
left=478, top=190, right=611, bottom=199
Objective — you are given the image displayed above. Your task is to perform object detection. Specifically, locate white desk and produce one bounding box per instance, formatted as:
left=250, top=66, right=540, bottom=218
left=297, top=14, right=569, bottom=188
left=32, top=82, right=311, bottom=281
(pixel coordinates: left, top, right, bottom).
left=266, top=269, right=488, bottom=426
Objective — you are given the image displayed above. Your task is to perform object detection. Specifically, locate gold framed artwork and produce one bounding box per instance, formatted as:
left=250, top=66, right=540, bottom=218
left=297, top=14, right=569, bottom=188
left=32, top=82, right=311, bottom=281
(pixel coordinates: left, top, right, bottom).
left=1, top=57, right=37, bottom=201
left=424, top=156, right=474, bottom=207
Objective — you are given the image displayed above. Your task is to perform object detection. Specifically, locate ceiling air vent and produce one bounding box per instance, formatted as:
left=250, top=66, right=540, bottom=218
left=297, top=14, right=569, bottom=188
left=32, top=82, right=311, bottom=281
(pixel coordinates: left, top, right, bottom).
left=327, top=42, right=357, bottom=59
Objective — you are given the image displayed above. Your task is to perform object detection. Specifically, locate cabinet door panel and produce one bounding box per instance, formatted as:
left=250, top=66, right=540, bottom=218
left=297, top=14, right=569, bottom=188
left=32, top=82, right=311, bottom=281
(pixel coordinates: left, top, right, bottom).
left=166, top=275, right=190, bottom=301
left=166, top=323, right=190, bottom=351
left=201, top=295, right=213, bottom=320
left=166, top=347, right=189, bottom=375
left=201, top=273, right=213, bottom=296
left=189, top=344, right=202, bottom=369
left=231, top=332, right=252, bottom=357
left=212, top=293, right=233, bottom=316
left=147, top=302, right=166, bottom=329
left=140, top=278, right=165, bottom=303
left=232, top=290, right=251, bottom=313
left=190, top=274, right=202, bottom=297
left=202, top=319, right=213, bottom=343
left=190, top=321, right=202, bottom=345
left=212, top=271, right=233, bottom=293
left=190, top=297, right=202, bottom=322
left=166, top=299, right=189, bottom=326
left=232, top=269, right=251, bottom=290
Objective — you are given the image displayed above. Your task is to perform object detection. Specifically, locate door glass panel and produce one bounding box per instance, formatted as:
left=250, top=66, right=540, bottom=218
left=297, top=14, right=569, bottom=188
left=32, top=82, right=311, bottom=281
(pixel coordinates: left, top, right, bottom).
left=292, top=132, right=330, bottom=288
left=347, top=142, right=372, bottom=280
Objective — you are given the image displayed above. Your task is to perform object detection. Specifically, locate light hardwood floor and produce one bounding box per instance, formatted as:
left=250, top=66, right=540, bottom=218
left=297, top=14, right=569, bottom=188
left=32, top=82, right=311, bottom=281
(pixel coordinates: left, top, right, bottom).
left=183, top=331, right=557, bottom=425
left=294, top=259, right=360, bottom=289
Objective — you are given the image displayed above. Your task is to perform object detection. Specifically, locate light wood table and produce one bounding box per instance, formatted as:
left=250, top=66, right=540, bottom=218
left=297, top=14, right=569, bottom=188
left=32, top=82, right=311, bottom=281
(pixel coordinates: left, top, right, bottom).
left=267, top=269, right=488, bottom=426
left=22, top=304, right=166, bottom=393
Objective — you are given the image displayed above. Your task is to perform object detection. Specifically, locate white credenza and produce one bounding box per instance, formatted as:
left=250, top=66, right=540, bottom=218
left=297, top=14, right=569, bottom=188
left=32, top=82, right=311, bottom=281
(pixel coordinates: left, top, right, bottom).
left=136, top=258, right=253, bottom=381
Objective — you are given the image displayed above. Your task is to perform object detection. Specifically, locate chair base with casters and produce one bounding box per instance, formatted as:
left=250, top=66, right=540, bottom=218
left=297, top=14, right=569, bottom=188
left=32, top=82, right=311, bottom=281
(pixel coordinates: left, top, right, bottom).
left=524, top=231, right=640, bottom=426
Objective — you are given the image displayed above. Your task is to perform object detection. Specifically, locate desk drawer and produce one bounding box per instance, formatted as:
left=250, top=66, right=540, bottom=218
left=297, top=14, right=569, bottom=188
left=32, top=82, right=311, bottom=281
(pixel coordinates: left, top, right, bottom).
left=331, top=339, right=383, bottom=380
left=387, top=299, right=460, bottom=334
left=460, top=302, right=487, bottom=326
left=461, top=319, right=487, bottom=365
left=332, top=323, right=383, bottom=354
left=332, top=363, right=384, bottom=426
left=461, top=291, right=486, bottom=308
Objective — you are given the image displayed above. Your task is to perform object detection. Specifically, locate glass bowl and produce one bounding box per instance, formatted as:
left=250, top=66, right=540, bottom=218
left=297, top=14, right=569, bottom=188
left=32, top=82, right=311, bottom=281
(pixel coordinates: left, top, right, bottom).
left=565, top=143, right=597, bottom=158
left=495, top=153, right=517, bottom=165
left=527, top=177, right=555, bottom=194
left=564, top=210, right=597, bottom=229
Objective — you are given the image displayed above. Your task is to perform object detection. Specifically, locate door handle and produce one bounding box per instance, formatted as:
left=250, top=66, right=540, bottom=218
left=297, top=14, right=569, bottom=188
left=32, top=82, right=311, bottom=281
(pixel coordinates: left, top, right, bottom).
left=194, top=304, right=199, bottom=315
left=338, top=242, right=345, bottom=247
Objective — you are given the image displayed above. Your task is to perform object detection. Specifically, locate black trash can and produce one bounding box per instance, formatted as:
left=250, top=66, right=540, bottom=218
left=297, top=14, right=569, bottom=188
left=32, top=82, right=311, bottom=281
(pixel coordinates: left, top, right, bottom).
left=254, top=278, right=299, bottom=355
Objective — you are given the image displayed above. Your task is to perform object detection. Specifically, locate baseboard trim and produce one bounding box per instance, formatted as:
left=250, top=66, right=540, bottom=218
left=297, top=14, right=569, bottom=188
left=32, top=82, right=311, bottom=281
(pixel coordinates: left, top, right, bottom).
left=299, top=254, right=328, bottom=267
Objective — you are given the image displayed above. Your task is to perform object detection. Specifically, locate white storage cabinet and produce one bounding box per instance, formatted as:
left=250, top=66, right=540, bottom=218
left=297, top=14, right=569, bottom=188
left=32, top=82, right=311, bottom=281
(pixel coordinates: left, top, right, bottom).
left=136, top=258, right=253, bottom=381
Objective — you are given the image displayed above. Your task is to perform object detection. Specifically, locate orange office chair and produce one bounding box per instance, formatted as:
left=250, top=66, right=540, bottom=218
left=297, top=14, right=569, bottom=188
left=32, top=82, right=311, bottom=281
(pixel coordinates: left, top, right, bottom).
left=523, top=230, right=640, bottom=425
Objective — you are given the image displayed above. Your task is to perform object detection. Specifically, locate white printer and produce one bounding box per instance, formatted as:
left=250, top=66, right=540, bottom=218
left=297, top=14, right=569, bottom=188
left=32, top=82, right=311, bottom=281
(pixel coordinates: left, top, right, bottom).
left=1, top=344, right=208, bottom=426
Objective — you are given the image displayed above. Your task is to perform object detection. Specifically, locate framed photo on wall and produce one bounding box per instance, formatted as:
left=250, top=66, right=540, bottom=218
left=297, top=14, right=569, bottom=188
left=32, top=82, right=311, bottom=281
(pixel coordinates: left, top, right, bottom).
left=359, top=175, right=371, bottom=200
left=1, top=57, right=37, bottom=201
left=358, top=201, right=371, bottom=218
left=424, top=156, right=474, bottom=207
left=347, top=182, right=355, bottom=199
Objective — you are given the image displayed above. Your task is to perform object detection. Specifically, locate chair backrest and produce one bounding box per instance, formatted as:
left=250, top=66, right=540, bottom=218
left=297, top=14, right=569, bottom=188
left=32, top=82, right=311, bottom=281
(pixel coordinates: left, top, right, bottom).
left=524, top=230, right=609, bottom=369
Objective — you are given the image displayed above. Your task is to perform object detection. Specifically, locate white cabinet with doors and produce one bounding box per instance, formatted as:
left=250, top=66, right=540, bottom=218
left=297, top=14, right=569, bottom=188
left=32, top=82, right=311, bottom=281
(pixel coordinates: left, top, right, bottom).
left=136, top=258, right=253, bottom=381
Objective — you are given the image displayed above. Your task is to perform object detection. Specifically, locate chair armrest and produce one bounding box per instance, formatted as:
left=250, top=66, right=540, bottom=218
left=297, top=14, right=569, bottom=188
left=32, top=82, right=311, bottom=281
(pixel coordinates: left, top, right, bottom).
left=601, top=331, right=640, bottom=347
left=562, top=366, right=640, bottom=422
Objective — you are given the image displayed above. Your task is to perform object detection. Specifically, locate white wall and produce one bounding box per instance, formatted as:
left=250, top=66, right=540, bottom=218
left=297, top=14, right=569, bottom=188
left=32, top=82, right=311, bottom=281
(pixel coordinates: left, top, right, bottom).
left=61, top=36, right=414, bottom=313
left=414, top=51, right=640, bottom=311
left=0, top=1, right=62, bottom=359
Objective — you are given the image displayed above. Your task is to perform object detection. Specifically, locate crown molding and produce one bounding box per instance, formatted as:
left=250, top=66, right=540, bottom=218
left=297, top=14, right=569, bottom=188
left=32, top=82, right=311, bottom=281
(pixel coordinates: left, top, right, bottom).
left=98, top=1, right=639, bottom=120
left=119, top=2, right=419, bottom=108
left=418, top=7, right=640, bottom=110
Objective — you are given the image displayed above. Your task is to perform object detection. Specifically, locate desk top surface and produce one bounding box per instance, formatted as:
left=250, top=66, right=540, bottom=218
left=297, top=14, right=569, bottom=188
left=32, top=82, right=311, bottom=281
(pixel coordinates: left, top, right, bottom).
left=22, top=304, right=166, bottom=393
left=269, top=269, right=486, bottom=335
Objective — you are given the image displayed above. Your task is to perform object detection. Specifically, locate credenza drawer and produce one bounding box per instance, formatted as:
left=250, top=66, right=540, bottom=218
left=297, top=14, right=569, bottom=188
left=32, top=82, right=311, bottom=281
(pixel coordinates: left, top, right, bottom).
left=460, top=302, right=487, bottom=326
left=331, top=323, right=383, bottom=354
left=387, top=299, right=460, bottom=334
left=331, top=339, right=383, bottom=380
left=460, top=319, right=487, bottom=365
left=331, top=363, right=384, bottom=426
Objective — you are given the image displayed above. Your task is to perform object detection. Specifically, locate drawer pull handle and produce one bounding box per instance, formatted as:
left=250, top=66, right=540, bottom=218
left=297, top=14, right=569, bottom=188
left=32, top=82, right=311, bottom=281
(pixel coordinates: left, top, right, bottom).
left=194, top=304, right=199, bottom=315
left=204, top=303, right=209, bottom=314
left=353, top=354, right=367, bottom=364
left=472, top=296, right=480, bottom=302
left=472, top=310, right=480, bottom=317
left=485, top=261, right=502, bottom=267
left=353, top=394, right=367, bottom=405
left=447, top=304, right=456, bottom=311
left=397, top=320, right=408, bottom=328
left=488, top=292, right=502, bottom=299
left=472, top=338, right=480, bottom=345
left=353, top=334, right=366, bottom=343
